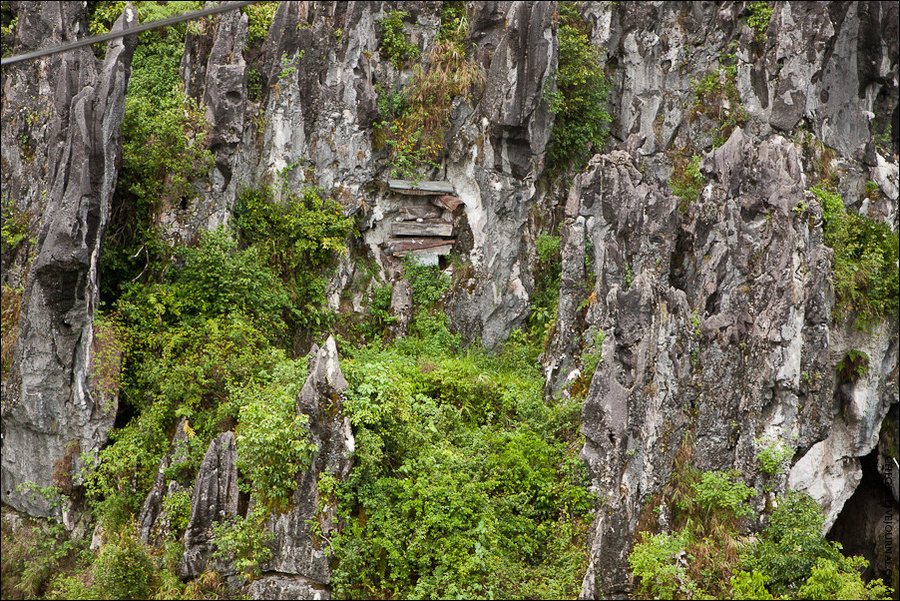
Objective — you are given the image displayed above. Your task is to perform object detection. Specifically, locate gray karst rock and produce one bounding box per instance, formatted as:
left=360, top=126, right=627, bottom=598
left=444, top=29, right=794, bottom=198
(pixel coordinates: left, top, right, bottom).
left=0, top=1, right=138, bottom=518
left=0, top=1, right=897, bottom=599
left=180, top=430, right=240, bottom=580
left=252, top=336, right=355, bottom=600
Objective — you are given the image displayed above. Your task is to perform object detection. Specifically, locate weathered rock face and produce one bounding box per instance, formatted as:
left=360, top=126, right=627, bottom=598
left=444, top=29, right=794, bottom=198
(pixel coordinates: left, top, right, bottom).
left=0, top=2, right=137, bottom=518
left=180, top=430, right=241, bottom=580
left=253, top=336, right=355, bottom=600
left=565, top=2, right=899, bottom=597
left=174, top=0, right=557, bottom=349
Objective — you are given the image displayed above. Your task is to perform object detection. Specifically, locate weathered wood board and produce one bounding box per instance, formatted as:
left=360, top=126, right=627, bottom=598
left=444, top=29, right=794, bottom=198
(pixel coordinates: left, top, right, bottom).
left=391, top=220, right=454, bottom=237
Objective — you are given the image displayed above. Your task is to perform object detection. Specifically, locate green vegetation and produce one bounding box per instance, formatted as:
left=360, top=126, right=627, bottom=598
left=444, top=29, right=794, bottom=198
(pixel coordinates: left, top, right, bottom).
left=374, top=5, right=482, bottom=180
left=376, top=10, right=420, bottom=69
left=754, top=436, right=793, bottom=477
left=746, top=1, right=773, bottom=41
left=331, top=329, right=591, bottom=599
left=94, top=0, right=214, bottom=304
left=812, top=185, right=899, bottom=329
left=670, top=154, right=706, bottom=212
left=528, top=234, right=562, bottom=348
left=0, top=0, right=16, bottom=57
left=233, top=185, right=355, bottom=335
left=690, top=52, right=748, bottom=149
left=243, top=1, right=277, bottom=43
left=836, top=349, right=870, bottom=383
left=546, top=2, right=612, bottom=173
left=212, top=505, right=274, bottom=579
left=629, top=452, right=893, bottom=600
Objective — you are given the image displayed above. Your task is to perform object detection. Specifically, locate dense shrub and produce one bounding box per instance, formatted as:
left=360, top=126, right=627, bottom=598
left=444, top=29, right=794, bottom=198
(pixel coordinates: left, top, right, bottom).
left=546, top=3, right=611, bottom=172
left=332, top=335, right=591, bottom=599
left=812, top=186, right=899, bottom=328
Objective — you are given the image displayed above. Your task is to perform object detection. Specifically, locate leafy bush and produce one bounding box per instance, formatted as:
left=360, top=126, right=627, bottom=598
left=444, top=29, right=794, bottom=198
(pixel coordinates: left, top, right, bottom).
left=797, top=556, right=892, bottom=600
left=243, top=1, right=277, bottom=43
left=332, top=339, right=591, bottom=599
left=745, top=490, right=844, bottom=596
left=235, top=359, right=317, bottom=509
left=837, top=349, right=870, bottom=383
left=376, top=10, right=419, bottom=69
left=233, top=186, right=354, bottom=334
left=671, top=154, right=706, bottom=212
left=629, top=530, right=697, bottom=600
left=404, top=257, right=451, bottom=308
left=546, top=4, right=611, bottom=172
left=92, top=523, right=157, bottom=600
left=754, top=436, right=793, bottom=477
left=811, top=186, right=899, bottom=328
left=746, top=1, right=773, bottom=40
left=212, top=505, right=273, bottom=580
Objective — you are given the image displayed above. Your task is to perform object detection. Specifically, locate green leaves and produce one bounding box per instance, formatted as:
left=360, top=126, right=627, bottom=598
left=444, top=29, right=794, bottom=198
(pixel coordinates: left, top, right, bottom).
left=546, top=14, right=612, bottom=173
left=812, top=186, right=899, bottom=329
left=333, top=342, right=591, bottom=599
left=235, top=360, right=317, bottom=509
left=376, top=10, right=420, bottom=69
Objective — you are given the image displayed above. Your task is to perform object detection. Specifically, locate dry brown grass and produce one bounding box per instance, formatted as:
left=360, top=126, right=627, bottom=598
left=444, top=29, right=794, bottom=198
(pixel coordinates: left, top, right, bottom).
left=381, top=36, right=484, bottom=167
left=1, top=283, right=22, bottom=382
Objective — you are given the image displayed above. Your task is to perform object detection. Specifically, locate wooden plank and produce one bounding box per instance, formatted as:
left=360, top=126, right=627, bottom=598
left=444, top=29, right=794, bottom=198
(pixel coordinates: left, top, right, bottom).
left=431, top=195, right=464, bottom=212
left=388, top=237, right=457, bottom=252
left=391, top=220, right=454, bottom=237
left=388, top=179, right=455, bottom=194
left=394, top=243, right=455, bottom=257
left=399, top=205, right=443, bottom=220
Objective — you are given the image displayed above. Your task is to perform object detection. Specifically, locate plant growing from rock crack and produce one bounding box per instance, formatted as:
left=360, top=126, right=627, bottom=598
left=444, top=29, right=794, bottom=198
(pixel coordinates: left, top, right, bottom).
left=546, top=2, right=611, bottom=173
left=754, top=435, right=793, bottom=477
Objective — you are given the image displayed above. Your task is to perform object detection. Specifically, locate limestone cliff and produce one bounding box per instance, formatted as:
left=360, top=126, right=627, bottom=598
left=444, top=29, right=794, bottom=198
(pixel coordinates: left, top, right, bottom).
left=0, top=1, right=897, bottom=599
left=1, top=1, right=137, bottom=519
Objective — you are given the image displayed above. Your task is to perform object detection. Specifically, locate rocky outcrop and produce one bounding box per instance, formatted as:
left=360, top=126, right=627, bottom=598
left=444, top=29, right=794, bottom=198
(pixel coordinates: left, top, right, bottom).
left=0, top=2, right=137, bottom=518
left=180, top=430, right=241, bottom=580
left=137, top=418, right=193, bottom=546
left=253, top=336, right=355, bottom=600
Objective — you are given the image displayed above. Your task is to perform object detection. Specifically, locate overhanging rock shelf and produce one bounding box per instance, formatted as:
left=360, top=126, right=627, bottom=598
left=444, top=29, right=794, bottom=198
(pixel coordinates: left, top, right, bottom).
left=385, top=179, right=464, bottom=262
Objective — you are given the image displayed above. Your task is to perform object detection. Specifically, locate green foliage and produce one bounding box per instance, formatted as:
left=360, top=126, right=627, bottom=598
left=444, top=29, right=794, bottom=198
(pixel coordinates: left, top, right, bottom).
left=754, top=436, right=793, bottom=477
left=581, top=328, right=605, bottom=383
left=811, top=186, right=899, bottom=328
left=98, top=1, right=213, bottom=303
left=691, top=470, right=756, bottom=526
left=212, top=505, right=274, bottom=580
left=376, top=10, right=420, bottom=69
left=730, top=570, right=775, bottom=600
left=438, top=0, right=468, bottom=44
left=374, top=12, right=481, bottom=180
left=546, top=6, right=611, bottom=172
left=529, top=234, right=562, bottom=345
left=404, top=257, right=451, bottom=308
left=235, top=359, right=317, bottom=509
left=1, top=0, right=16, bottom=58
left=161, top=489, right=192, bottom=534
left=92, top=523, right=157, bottom=600
left=629, top=530, right=698, bottom=600
left=1, top=512, right=88, bottom=600
left=745, top=490, right=843, bottom=597
left=243, top=1, right=277, bottom=43
left=690, top=54, right=747, bottom=148
left=332, top=337, right=592, bottom=599
left=671, top=155, right=706, bottom=212
left=747, top=2, right=773, bottom=40
left=0, top=201, right=31, bottom=257
left=234, top=185, right=354, bottom=334
left=797, top=556, right=892, bottom=600
left=837, top=349, right=870, bottom=383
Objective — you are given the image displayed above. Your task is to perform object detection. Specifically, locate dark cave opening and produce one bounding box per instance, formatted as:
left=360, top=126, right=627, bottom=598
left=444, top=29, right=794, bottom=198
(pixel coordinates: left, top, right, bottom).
left=827, top=447, right=899, bottom=589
